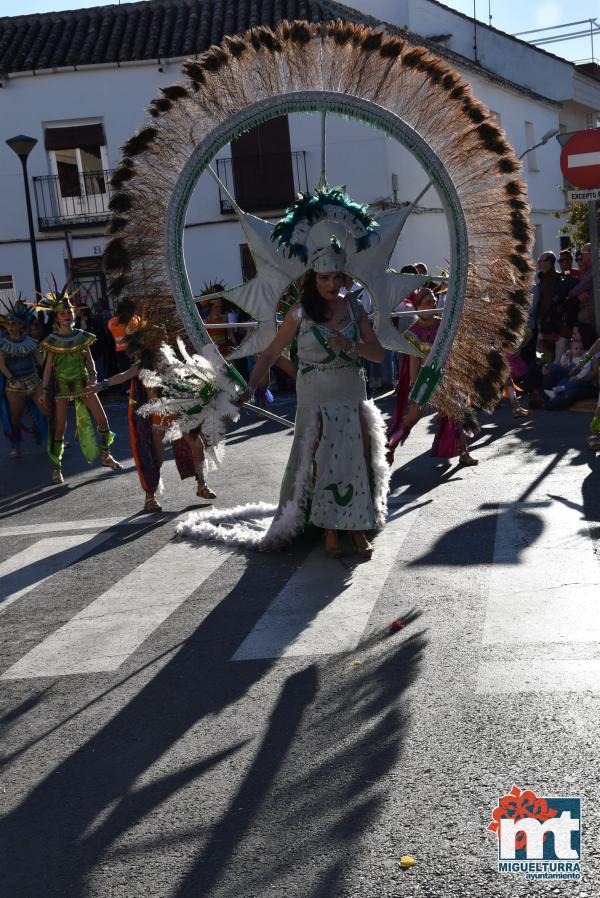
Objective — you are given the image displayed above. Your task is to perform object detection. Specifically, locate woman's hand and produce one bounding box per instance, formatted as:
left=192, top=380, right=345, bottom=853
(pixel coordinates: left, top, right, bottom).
left=237, top=388, right=253, bottom=406
left=327, top=334, right=353, bottom=353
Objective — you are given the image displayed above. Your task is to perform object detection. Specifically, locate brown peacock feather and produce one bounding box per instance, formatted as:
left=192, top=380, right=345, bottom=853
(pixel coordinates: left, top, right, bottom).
left=103, top=18, right=533, bottom=423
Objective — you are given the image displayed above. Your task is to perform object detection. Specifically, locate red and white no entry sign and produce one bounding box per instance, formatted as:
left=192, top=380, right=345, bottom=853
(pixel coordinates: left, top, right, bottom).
left=560, top=129, right=600, bottom=189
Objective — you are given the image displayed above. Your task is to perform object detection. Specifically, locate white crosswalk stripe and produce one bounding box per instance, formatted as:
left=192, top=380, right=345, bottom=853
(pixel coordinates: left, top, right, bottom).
left=233, top=505, right=419, bottom=660
left=1, top=540, right=232, bottom=679
left=0, top=515, right=162, bottom=538
left=0, top=533, right=115, bottom=615
left=477, top=499, right=600, bottom=694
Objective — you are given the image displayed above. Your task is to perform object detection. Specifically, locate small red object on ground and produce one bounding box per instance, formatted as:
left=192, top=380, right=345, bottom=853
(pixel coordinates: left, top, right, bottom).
left=390, top=619, right=405, bottom=632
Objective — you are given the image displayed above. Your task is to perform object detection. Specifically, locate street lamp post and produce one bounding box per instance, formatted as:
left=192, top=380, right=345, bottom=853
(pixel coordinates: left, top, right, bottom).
left=6, top=134, right=41, bottom=298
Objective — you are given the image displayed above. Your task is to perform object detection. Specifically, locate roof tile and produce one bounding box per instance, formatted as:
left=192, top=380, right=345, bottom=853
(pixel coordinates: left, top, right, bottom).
left=0, top=0, right=342, bottom=73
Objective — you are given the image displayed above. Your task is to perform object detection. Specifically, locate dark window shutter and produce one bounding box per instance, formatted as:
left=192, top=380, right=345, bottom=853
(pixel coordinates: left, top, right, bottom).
left=45, top=124, right=106, bottom=151
left=231, top=116, right=295, bottom=213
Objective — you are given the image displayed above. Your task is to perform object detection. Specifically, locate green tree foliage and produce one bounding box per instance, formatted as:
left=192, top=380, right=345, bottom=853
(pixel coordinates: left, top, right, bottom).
left=557, top=188, right=600, bottom=247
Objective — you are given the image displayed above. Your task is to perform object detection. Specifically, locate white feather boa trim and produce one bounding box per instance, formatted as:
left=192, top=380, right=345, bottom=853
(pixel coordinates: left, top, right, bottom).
left=136, top=339, right=240, bottom=471
left=176, top=400, right=390, bottom=551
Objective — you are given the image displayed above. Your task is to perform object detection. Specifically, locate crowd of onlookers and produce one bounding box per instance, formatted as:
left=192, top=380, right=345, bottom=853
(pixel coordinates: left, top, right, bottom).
left=195, top=250, right=599, bottom=420
left=7, top=246, right=597, bottom=422
left=523, top=245, right=599, bottom=413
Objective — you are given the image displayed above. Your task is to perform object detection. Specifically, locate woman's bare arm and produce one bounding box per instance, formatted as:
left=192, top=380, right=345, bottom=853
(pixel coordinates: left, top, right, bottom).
left=0, top=351, right=12, bottom=381
left=246, top=306, right=302, bottom=394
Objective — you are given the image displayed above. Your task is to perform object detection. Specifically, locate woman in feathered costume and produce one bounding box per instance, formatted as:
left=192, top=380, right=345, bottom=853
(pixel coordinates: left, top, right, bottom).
left=38, top=284, right=123, bottom=483
left=86, top=312, right=237, bottom=511
left=0, top=298, right=46, bottom=457
left=239, top=239, right=387, bottom=558
left=101, top=20, right=536, bottom=557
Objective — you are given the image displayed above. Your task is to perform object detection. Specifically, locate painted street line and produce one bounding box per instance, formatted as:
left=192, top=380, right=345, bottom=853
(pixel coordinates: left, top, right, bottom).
left=0, top=516, right=161, bottom=538
left=2, top=540, right=231, bottom=679
left=477, top=659, right=600, bottom=694
left=233, top=508, right=419, bottom=661
left=477, top=499, right=600, bottom=693
left=0, top=533, right=115, bottom=615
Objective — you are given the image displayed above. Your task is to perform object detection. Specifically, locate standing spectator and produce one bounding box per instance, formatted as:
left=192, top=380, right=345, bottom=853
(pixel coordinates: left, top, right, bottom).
left=559, top=249, right=579, bottom=279
left=568, top=243, right=595, bottom=328
left=548, top=252, right=580, bottom=362
left=536, top=251, right=560, bottom=360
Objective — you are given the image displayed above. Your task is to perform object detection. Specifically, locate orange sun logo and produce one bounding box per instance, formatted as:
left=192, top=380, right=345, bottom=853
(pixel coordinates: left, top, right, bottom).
left=488, top=786, right=559, bottom=851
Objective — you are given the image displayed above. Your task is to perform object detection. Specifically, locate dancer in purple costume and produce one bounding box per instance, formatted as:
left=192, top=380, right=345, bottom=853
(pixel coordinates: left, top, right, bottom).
left=387, top=290, right=477, bottom=466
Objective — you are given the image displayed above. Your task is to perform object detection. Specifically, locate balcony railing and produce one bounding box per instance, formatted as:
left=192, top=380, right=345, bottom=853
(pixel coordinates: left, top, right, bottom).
left=33, top=169, right=114, bottom=230
left=215, top=151, right=308, bottom=215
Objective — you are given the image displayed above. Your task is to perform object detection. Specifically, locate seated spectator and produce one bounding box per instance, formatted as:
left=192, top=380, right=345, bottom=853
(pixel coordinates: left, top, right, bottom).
left=543, top=330, right=599, bottom=409
left=542, top=328, right=585, bottom=390
left=544, top=353, right=599, bottom=410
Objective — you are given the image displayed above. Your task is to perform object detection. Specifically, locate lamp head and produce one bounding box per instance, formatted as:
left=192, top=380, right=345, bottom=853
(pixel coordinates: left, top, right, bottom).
left=540, top=128, right=560, bottom=145
left=6, top=134, right=37, bottom=159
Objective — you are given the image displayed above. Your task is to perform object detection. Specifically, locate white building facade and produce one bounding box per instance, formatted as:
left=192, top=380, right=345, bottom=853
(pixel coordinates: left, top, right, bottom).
left=0, top=0, right=599, bottom=306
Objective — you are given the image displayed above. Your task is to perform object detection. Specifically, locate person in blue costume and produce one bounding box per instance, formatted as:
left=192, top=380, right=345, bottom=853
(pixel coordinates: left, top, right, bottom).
left=0, top=299, right=46, bottom=458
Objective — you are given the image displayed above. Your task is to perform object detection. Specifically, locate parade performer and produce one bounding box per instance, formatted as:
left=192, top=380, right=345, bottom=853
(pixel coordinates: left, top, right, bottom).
left=37, top=285, right=123, bottom=484
left=387, top=289, right=440, bottom=457
left=0, top=299, right=46, bottom=457
left=387, top=290, right=477, bottom=466
left=102, top=20, right=535, bottom=555
left=241, top=243, right=388, bottom=558
left=173, top=183, right=429, bottom=558
left=87, top=324, right=232, bottom=511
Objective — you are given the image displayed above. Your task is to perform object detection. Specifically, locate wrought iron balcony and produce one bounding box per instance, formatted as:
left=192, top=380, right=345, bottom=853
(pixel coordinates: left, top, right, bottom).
left=215, top=151, right=308, bottom=215
left=33, top=169, right=114, bottom=230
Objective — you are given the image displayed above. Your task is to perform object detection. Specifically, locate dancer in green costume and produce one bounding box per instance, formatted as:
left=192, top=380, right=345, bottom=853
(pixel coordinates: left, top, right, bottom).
left=38, top=286, right=123, bottom=484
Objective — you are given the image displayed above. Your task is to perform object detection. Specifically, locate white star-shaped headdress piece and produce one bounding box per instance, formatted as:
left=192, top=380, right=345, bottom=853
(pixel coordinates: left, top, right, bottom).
left=205, top=175, right=444, bottom=359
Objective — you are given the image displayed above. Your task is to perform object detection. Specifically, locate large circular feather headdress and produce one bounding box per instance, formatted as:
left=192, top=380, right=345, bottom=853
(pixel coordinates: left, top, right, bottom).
left=103, top=19, right=533, bottom=423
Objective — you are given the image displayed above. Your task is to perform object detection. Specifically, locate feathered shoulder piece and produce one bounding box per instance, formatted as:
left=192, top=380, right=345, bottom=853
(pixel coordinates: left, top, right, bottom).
left=40, top=330, right=96, bottom=353
left=271, top=186, right=378, bottom=262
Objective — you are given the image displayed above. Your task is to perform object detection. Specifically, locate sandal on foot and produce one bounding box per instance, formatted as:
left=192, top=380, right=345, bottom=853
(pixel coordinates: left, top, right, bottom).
left=143, top=495, right=162, bottom=513
left=196, top=481, right=216, bottom=500
left=511, top=405, right=528, bottom=418
left=51, top=468, right=64, bottom=484
left=324, top=529, right=343, bottom=558
left=350, top=531, right=373, bottom=558
left=458, top=452, right=478, bottom=467
left=101, top=450, right=123, bottom=471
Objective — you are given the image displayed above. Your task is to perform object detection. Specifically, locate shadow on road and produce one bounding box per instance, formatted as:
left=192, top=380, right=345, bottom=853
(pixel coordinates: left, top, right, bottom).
left=0, top=534, right=425, bottom=897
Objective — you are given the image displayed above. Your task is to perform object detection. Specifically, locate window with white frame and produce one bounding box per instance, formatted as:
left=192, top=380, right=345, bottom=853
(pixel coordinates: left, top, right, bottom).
left=44, top=122, right=109, bottom=206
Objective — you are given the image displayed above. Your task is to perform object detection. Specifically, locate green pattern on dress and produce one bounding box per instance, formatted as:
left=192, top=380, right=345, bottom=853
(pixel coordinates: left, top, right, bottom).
left=324, top=483, right=354, bottom=506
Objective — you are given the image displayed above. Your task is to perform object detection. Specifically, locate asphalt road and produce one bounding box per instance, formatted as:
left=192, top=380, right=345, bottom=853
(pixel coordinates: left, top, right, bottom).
left=0, top=394, right=598, bottom=898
